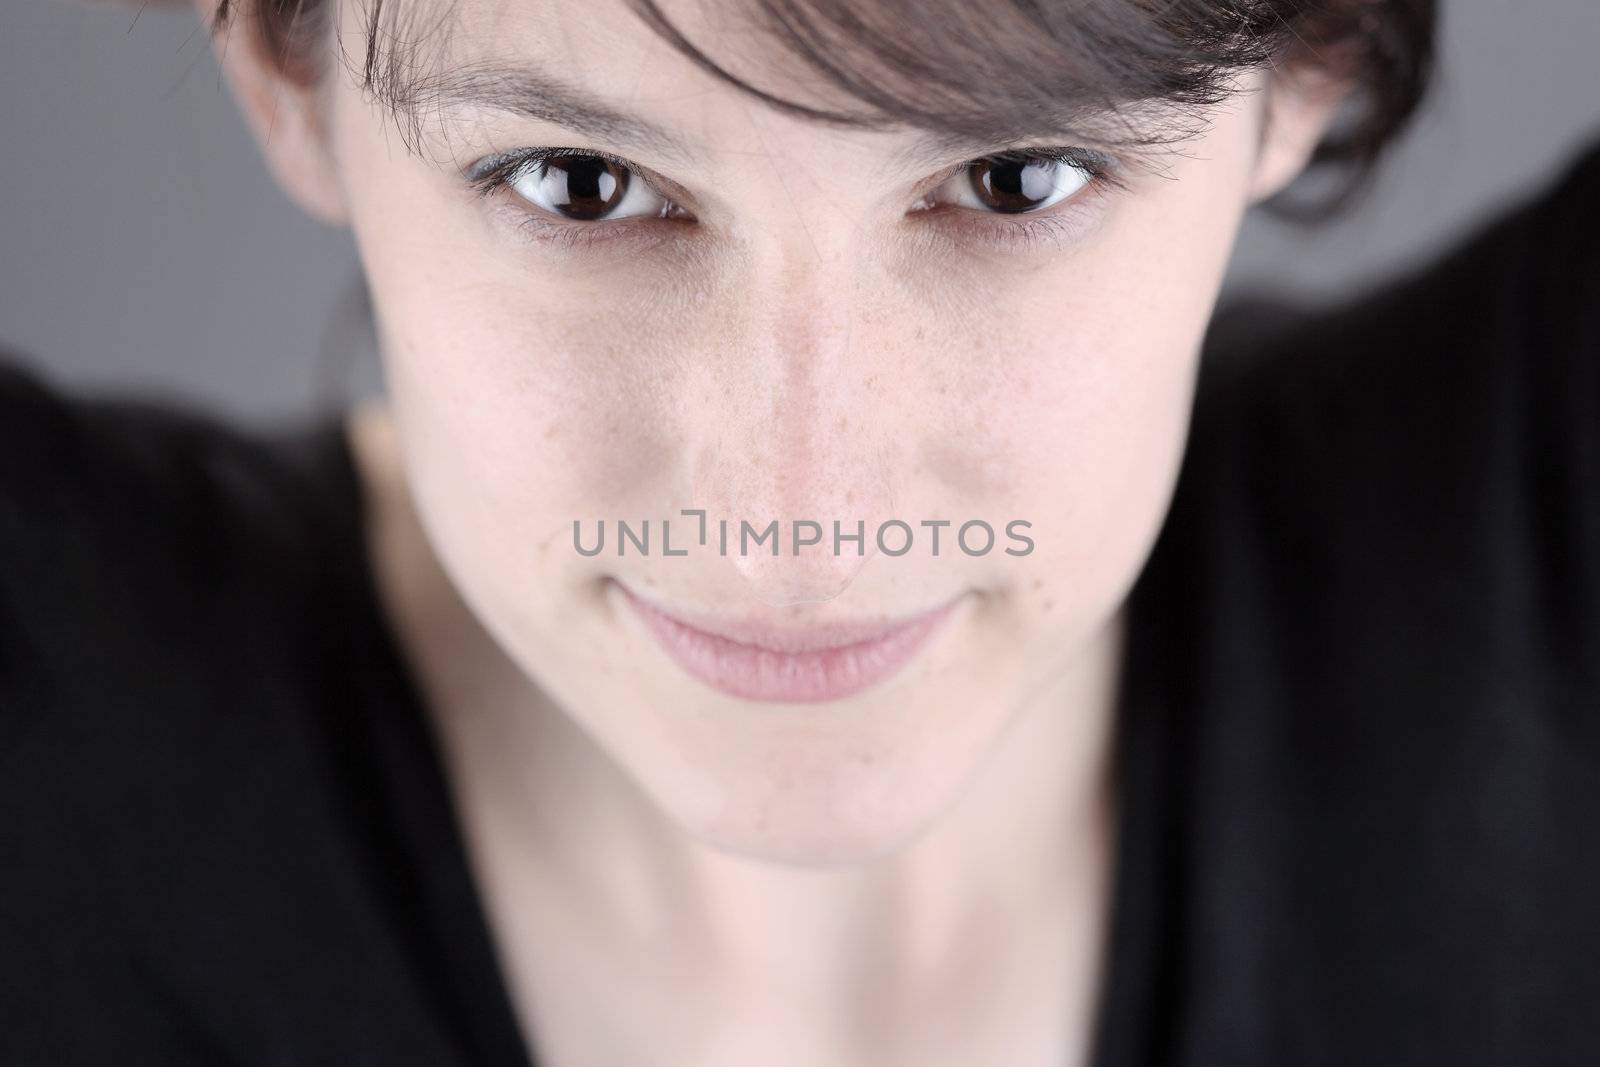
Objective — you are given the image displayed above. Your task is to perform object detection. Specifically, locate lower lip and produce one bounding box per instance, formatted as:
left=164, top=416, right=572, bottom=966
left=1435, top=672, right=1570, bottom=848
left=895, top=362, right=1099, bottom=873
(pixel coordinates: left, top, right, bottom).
left=622, top=591, right=960, bottom=704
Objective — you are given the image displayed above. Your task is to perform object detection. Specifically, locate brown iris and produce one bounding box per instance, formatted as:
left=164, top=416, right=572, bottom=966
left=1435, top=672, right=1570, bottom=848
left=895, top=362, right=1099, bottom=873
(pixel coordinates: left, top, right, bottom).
left=536, top=155, right=632, bottom=221
left=967, top=156, right=1074, bottom=214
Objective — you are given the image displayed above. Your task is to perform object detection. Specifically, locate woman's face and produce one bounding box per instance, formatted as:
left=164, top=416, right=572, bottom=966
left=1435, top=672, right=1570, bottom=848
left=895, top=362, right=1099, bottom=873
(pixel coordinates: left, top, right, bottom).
left=304, top=0, right=1293, bottom=863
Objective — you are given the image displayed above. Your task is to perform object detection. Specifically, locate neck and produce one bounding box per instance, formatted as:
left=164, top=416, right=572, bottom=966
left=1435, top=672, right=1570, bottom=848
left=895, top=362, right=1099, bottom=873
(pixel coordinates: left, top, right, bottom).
left=346, top=397, right=1125, bottom=1065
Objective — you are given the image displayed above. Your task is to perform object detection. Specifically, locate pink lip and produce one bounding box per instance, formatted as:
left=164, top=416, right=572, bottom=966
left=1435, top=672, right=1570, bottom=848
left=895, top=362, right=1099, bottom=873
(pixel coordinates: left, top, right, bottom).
left=619, top=586, right=961, bottom=703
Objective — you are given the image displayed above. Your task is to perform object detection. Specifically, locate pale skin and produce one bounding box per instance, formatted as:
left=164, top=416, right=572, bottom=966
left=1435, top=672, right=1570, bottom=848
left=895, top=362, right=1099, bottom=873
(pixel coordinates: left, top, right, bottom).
left=191, top=0, right=1349, bottom=1062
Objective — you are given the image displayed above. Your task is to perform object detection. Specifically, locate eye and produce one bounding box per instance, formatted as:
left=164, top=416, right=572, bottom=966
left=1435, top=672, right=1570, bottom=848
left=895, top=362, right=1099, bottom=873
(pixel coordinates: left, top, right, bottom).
left=466, top=147, right=690, bottom=247
left=944, top=149, right=1106, bottom=214
left=466, top=145, right=1120, bottom=252
left=908, top=147, right=1121, bottom=252
left=506, top=151, right=670, bottom=221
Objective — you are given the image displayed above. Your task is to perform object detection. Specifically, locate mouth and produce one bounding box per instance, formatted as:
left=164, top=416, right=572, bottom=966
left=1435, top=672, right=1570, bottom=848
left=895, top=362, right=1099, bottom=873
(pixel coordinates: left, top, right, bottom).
left=616, top=584, right=963, bottom=704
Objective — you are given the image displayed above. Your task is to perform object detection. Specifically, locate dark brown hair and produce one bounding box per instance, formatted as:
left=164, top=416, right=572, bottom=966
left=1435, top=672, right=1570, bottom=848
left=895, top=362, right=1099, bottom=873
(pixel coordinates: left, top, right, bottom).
left=215, top=0, right=1436, bottom=218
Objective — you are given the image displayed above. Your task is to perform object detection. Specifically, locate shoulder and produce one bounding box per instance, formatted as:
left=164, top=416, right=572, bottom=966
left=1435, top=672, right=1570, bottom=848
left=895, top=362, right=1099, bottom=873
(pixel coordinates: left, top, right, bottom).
left=1197, top=132, right=1600, bottom=446
left=0, top=356, right=432, bottom=1061
left=1163, top=134, right=1600, bottom=761
left=0, top=355, right=341, bottom=579
left=0, top=357, right=476, bottom=1063
left=0, top=346, right=365, bottom=758
left=1179, top=134, right=1600, bottom=672
left=0, top=353, right=350, bottom=631
left=1136, top=136, right=1600, bottom=1061
left=0, top=349, right=366, bottom=735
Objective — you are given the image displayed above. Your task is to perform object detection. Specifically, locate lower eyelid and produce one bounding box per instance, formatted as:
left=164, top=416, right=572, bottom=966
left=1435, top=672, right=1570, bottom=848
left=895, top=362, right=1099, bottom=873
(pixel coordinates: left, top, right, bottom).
left=486, top=197, right=682, bottom=253
left=924, top=185, right=1112, bottom=253
left=984, top=203, right=1104, bottom=249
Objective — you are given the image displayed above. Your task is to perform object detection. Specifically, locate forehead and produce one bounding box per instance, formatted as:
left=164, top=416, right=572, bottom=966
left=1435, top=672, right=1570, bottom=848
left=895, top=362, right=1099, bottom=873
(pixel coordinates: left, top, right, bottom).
left=445, top=0, right=714, bottom=85
left=362, top=0, right=859, bottom=151
left=347, top=0, right=1205, bottom=172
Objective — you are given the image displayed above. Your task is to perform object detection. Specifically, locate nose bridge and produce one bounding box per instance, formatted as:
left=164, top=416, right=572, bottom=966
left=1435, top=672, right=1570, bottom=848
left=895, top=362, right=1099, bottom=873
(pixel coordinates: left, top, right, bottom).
left=765, top=247, right=857, bottom=472
left=689, top=243, right=895, bottom=606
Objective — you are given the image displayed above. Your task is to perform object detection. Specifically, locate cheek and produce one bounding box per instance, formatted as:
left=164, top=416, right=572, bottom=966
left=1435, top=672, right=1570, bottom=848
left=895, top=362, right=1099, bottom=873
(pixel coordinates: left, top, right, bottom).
left=393, top=288, right=680, bottom=502
left=353, top=234, right=696, bottom=562
left=986, top=163, right=1247, bottom=636
left=331, top=116, right=692, bottom=533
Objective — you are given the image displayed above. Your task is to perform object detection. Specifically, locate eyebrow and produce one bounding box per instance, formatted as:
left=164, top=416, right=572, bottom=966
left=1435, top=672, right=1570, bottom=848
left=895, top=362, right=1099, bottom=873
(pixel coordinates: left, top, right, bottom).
left=421, top=65, right=704, bottom=169
left=415, top=63, right=1114, bottom=174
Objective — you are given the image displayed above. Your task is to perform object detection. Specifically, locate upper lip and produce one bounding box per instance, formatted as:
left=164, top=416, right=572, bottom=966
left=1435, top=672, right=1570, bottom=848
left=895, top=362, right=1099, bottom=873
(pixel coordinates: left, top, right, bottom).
left=619, top=584, right=959, bottom=654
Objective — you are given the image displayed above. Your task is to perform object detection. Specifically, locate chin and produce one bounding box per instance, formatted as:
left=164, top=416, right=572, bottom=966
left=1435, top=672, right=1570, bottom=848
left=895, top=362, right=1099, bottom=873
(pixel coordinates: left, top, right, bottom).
left=532, top=592, right=1026, bottom=869
left=649, top=713, right=989, bottom=869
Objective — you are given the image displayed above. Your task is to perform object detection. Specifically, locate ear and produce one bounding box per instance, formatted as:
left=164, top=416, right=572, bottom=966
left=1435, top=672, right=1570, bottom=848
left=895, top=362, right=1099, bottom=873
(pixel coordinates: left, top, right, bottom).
left=1247, top=60, right=1357, bottom=205
left=190, top=0, right=349, bottom=225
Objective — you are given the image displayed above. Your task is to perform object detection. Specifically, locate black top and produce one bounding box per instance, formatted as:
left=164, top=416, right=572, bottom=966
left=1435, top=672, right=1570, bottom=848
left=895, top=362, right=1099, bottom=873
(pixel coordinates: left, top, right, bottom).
left=3, top=135, right=1598, bottom=1067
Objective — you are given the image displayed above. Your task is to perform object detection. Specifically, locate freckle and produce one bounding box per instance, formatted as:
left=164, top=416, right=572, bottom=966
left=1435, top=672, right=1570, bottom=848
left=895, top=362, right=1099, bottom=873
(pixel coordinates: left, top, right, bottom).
left=1031, top=578, right=1043, bottom=590
left=857, top=751, right=874, bottom=766
left=837, top=415, right=849, bottom=430
left=845, top=489, right=856, bottom=505
left=864, top=375, right=877, bottom=388
left=543, top=425, right=558, bottom=440
left=1042, top=599, right=1055, bottom=612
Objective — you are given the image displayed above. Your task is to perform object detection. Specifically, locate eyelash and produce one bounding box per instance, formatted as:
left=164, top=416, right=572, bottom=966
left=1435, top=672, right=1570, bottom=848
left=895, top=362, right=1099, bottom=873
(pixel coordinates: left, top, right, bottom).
left=464, top=145, right=1126, bottom=254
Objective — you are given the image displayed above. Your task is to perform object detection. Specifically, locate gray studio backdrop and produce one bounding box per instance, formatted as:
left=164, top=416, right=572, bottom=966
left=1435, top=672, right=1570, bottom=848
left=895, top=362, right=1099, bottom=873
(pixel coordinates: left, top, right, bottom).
left=2, top=0, right=1598, bottom=425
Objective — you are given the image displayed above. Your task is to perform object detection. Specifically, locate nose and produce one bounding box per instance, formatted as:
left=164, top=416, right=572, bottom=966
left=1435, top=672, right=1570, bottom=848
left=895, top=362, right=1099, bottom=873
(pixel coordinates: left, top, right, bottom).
left=688, top=247, right=894, bottom=607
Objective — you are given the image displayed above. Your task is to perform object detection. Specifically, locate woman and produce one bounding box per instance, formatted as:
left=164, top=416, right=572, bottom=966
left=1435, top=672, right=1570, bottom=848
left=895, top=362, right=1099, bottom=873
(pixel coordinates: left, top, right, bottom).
left=3, top=0, right=1596, bottom=1063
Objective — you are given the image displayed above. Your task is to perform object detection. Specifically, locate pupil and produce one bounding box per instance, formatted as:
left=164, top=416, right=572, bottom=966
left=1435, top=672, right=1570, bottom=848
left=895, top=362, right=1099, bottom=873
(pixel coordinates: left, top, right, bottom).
left=973, top=158, right=1060, bottom=213
left=545, top=157, right=629, bottom=221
